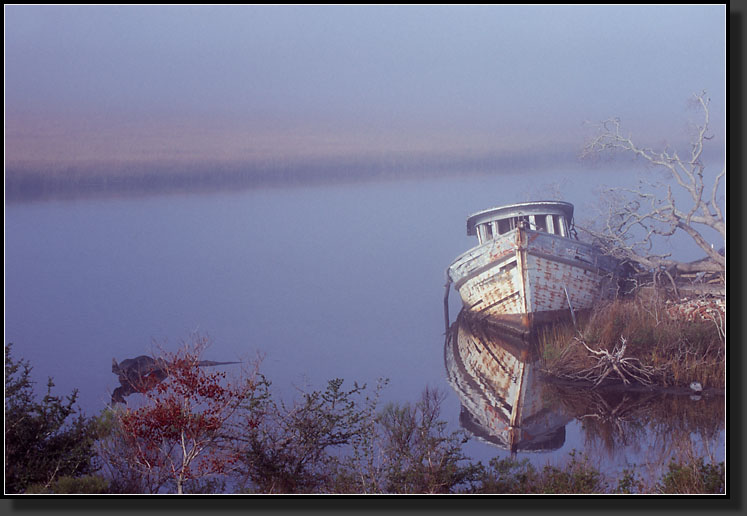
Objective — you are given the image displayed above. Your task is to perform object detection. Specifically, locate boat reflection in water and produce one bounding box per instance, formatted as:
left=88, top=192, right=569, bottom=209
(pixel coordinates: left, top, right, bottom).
left=444, top=309, right=571, bottom=455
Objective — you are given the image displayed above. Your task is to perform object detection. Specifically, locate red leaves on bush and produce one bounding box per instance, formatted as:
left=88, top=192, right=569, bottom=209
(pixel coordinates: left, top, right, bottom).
left=113, top=336, right=260, bottom=492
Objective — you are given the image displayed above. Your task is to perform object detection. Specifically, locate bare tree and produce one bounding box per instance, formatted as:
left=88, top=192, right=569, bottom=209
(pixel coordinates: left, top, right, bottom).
left=581, top=91, right=725, bottom=284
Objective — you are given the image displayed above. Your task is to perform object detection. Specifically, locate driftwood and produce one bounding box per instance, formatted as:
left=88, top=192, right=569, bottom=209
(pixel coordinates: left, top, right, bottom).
left=563, top=336, right=662, bottom=387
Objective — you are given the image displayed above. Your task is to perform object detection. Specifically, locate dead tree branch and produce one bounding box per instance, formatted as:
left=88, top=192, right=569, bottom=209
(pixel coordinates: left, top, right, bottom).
left=569, top=336, right=661, bottom=387
left=581, top=91, right=725, bottom=279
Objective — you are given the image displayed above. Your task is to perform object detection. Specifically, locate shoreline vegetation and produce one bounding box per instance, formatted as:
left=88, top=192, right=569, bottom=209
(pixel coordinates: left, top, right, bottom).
left=536, top=291, right=726, bottom=392
left=5, top=286, right=727, bottom=496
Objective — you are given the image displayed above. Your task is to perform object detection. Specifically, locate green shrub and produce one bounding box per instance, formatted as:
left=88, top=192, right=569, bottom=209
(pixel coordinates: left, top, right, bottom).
left=614, top=468, right=645, bottom=494
left=4, top=344, right=101, bottom=493
left=538, top=451, right=607, bottom=494
left=469, top=451, right=607, bottom=494
left=25, top=474, right=110, bottom=494
left=657, top=459, right=725, bottom=494
left=468, top=457, right=539, bottom=493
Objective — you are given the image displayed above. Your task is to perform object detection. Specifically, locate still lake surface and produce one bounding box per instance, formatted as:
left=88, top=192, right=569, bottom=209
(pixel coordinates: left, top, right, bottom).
left=5, top=170, right=725, bottom=482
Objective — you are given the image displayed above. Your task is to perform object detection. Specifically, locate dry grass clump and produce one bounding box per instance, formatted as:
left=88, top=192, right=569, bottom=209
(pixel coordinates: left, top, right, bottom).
left=538, top=296, right=725, bottom=389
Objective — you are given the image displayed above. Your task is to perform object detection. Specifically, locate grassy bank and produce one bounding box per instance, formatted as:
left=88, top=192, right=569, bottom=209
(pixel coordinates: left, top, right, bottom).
left=25, top=450, right=725, bottom=494
left=537, top=295, right=725, bottom=389
left=466, top=452, right=725, bottom=494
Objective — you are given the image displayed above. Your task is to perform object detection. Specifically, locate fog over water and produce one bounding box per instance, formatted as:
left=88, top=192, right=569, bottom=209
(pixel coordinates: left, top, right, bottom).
left=4, top=170, right=725, bottom=476
left=4, top=5, right=726, bottom=483
left=6, top=5, right=725, bottom=180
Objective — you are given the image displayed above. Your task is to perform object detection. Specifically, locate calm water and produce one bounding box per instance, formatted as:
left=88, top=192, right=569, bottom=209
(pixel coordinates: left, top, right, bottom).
left=4, top=170, right=725, bottom=482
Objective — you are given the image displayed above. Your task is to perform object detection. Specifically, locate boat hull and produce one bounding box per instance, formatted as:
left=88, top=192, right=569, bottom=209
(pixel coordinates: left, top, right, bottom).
left=444, top=311, right=570, bottom=452
left=448, top=226, right=621, bottom=335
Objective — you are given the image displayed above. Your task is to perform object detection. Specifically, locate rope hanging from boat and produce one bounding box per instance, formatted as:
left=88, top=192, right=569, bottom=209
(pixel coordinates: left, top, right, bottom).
left=443, top=272, right=452, bottom=333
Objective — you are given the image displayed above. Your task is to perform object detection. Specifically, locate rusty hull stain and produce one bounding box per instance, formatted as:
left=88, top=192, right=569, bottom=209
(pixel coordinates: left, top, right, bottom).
left=448, top=227, right=619, bottom=330
left=444, top=312, right=563, bottom=449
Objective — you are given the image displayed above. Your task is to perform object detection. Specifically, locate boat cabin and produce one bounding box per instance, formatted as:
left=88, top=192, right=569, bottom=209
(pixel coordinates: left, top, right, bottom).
left=466, top=201, right=574, bottom=245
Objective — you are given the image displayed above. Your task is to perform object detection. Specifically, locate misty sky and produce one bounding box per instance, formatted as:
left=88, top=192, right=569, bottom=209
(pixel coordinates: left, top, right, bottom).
left=5, top=5, right=726, bottom=172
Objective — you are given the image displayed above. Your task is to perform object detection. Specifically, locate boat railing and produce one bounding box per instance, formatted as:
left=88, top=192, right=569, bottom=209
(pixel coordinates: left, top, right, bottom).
left=448, top=230, right=519, bottom=278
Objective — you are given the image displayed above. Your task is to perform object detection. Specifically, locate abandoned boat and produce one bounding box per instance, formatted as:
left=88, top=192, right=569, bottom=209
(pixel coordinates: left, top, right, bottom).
left=444, top=310, right=570, bottom=453
left=446, top=201, right=622, bottom=336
